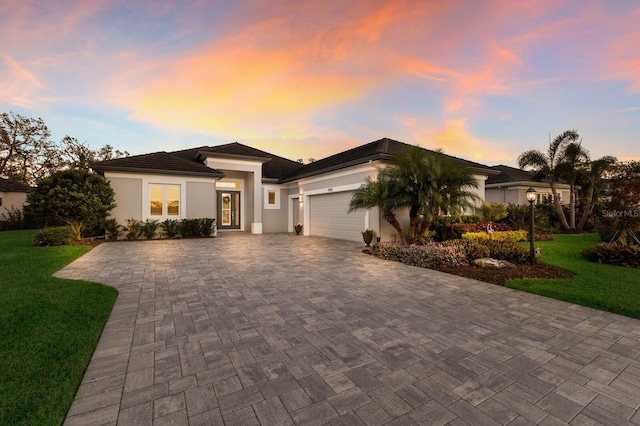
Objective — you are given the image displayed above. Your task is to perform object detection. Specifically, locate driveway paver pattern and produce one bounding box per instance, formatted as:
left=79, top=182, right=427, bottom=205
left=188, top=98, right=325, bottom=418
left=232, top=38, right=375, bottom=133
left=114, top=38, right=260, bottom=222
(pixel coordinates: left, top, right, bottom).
left=56, top=234, right=640, bottom=425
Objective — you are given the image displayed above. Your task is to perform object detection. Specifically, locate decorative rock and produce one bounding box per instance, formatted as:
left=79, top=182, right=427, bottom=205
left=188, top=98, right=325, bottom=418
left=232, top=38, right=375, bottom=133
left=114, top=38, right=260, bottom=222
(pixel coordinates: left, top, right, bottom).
left=472, top=257, right=517, bottom=269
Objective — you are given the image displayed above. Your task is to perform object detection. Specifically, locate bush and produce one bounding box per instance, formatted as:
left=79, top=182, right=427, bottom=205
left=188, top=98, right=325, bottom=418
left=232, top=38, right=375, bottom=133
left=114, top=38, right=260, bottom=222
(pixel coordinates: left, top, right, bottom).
left=478, top=201, right=507, bottom=222
left=534, top=233, right=554, bottom=241
left=25, top=169, right=115, bottom=239
left=33, top=226, right=75, bottom=246
left=581, top=243, right=640, bottom=268
left=179, top=218, right=201, bottom=238
left=142, top=219, right=159, bottom=240
left=199, top=218, right=216, bottom=237
left=0, top=206, right=26, bottom=230
left=430, top=219, right=510, bottom=241
left=466, top=241, right=491, bottom=260
left=372, top=242, right=469, bottom=268
left=595, top=216, right=620, bottom=244
left=478, top=239, right=531, bottom=263
left=462, top=230, right=528, bottom=243
left=161, top=219, right=180, bottom=238
left=103, top=218, right=122, bottom=240
left=125, top=218, right=143, bottom=240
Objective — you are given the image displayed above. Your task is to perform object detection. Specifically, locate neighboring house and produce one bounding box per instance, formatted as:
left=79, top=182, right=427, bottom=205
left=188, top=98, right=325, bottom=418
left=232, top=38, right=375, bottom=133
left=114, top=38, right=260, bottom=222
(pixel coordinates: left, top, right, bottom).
left=92, top=138, right=498, bottom=242
left=485, top=165, right=572, bottom=205
left=0, top=177, right=30, bottom=220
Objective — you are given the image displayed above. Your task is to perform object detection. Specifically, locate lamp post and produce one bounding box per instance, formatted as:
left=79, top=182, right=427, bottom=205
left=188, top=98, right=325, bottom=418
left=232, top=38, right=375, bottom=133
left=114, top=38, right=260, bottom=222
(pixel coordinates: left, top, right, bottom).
left=526, top=187, right=537, bottom=264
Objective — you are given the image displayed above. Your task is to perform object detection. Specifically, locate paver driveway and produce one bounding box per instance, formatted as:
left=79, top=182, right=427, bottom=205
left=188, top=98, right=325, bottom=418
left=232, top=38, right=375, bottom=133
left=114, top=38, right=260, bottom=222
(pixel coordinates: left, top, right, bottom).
left=57, top=234, right=640, bottom=425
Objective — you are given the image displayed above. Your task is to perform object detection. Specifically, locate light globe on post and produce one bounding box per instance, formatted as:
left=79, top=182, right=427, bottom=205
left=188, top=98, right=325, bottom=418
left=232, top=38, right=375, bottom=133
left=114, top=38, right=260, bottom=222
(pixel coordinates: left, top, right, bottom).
left=526, top=187, right=537, bottom=264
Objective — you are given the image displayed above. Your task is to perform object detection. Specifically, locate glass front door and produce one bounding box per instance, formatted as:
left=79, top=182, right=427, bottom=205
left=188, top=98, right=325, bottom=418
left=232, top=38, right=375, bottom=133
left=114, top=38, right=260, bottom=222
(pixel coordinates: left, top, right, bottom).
left=217, top=191, right=240, bottom=229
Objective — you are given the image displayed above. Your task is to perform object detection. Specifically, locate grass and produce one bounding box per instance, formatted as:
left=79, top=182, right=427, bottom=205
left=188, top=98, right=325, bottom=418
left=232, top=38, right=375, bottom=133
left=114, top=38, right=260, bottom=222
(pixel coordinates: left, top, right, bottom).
left=508, top=233, right=640, bottom=318
left=0, top=230, right=118, bottom=425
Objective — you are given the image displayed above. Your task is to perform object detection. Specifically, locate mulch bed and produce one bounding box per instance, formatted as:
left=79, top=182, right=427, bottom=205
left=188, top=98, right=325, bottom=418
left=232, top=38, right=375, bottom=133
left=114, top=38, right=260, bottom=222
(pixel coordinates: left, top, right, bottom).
left=363, top=249, right=575, bottom=286
left=432, top=263, right=575, bottom=286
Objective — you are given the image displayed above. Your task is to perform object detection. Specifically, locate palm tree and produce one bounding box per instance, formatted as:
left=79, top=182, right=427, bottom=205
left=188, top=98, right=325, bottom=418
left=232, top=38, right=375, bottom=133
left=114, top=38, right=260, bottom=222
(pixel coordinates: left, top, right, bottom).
left=349, top=169, right=406, bottom=243
left=557, top=141, right=590, bottom=229
left=350, top=146, right=479, bottom=244
left=518, top=130, right=580, bottom=230
left=575, top=156, right=617, bottom=231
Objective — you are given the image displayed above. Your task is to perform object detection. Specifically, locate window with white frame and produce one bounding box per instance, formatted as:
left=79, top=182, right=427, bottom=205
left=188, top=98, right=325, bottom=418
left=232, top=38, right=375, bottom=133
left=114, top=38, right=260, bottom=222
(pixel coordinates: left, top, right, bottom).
left=149, top=184, right=181, bottom=217
left=264, top=187, right=280, bottom=209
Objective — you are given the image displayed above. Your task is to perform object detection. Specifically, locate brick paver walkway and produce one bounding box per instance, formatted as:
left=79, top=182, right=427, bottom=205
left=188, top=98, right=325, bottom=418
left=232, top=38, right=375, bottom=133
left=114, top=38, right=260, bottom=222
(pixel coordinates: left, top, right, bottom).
left=56, top=234, right=640, bottom=425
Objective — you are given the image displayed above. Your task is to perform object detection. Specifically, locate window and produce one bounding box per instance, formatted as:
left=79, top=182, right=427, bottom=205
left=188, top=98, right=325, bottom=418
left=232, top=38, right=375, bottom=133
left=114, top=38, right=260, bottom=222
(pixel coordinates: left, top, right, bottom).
left=149, top=184, right=180, bottom=217
left=263, top=187, right=280, bottom=209
left=0, top=197, right=3, bottom=207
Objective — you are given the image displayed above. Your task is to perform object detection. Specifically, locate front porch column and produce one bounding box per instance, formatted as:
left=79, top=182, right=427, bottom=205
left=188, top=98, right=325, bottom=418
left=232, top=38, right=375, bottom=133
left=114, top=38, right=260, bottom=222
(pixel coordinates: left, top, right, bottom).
left=251, top=171, right=262, bottom=234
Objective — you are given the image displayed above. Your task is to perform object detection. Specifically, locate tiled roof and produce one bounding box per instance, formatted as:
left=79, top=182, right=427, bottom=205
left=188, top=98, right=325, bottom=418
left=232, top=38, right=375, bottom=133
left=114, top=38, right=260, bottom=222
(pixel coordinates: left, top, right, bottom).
left=486, top=165, right=549, bottom=185
left=0, top=177, right=30, bottom=192
left=171, top=142, right=304, bottom=180
left=281, top=138, right=498, bottom=182
left=92, top=151, right=224, bottom=178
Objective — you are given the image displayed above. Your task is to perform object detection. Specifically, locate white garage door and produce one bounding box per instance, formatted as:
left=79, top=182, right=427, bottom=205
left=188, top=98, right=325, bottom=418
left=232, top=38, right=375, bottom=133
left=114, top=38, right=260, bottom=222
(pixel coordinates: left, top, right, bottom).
left=309, top=191, right=366, bottom=242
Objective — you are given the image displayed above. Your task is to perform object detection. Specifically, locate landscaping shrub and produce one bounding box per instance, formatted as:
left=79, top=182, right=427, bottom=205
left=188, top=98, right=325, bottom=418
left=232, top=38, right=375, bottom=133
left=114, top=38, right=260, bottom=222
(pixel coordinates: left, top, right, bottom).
left=372, top=242, right=469, bottom=268
left=595, top=216, right=620, bottom=244
left=534, top=233, right=554, bottom=241
left=462, top=230, right=528, bottom=243
left=0, top=206, right=26, bottom=230
left=161, top=219, right=180, bottom=238
left=141, top=219, right=159, bottom=240
left=103, top=218, right=122, bottom=240
left=466, top=241, right=491, bottom=260
left=581, top=243, right=640, bottom=269
left=33, top=226, right=75, bottom=246
left=199, top=218, right=216, bottom=237
left=179, top=218, right=201, bottom=238
left=431, top=219, right=510, bottom=241
left=125, top=218, right=143, bottom=240
left=478, top=201, right=508, bottom=222
left=478, top=239, right=531, bottom=263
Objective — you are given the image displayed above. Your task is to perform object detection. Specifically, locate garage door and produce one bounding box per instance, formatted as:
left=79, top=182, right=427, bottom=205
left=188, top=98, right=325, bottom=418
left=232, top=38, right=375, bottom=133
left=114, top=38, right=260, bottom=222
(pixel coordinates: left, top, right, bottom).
left=308, top=191, right=366, bottom=242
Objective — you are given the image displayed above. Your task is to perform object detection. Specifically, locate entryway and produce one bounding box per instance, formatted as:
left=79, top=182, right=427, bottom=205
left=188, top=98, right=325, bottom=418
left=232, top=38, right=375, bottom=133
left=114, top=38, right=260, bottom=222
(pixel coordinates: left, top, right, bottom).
left=217, top=190, right=240, bottom=230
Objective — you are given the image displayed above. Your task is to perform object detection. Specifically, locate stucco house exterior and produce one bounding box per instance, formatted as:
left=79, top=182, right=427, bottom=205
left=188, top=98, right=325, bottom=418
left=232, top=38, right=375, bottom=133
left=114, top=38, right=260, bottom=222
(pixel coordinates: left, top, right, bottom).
left=485, top=165, right=572, bottom=206
left=0, top=177, right=30, bottom=220
left=92, top=138, right=498, bottom=242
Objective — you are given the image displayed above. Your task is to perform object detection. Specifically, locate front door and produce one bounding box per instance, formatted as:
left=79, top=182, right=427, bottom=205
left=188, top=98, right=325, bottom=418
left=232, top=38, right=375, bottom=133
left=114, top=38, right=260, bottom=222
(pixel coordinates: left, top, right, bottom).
left=217, top=191, right=241, bottom=230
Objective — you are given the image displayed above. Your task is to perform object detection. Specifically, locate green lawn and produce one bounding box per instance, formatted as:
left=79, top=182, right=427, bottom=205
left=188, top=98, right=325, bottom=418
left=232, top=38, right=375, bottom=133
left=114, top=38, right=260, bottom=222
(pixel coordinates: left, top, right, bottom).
left=0, top=230, right=118, bottom=426
left=509, top=233, right=640, bottom=318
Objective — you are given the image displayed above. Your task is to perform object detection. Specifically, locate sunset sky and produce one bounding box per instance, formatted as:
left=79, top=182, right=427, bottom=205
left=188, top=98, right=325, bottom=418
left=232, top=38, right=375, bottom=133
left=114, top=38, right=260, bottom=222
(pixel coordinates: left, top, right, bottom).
left=2, top=0, right=639, bottom=166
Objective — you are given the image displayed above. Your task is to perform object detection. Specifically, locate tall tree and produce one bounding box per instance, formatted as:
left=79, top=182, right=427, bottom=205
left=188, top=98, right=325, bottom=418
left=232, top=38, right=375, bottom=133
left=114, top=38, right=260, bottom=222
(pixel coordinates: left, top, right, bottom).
left=1, top=112, right=128, bottom=184
left=557, top=141, right=590, bottom=229
left=61, top=137, right=129, bottom=171
left=575, top=155, right=617, bottom=231
left=518, top=130, right=580, bottom=230
left=0, top=112, right=60, bottom=185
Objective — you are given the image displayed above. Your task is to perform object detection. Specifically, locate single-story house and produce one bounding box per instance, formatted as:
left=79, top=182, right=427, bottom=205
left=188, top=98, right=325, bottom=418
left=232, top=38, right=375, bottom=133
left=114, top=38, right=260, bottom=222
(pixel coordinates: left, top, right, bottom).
left=0, top=177, right=30, bottom=220
left=92, top=138, right=499, bottom=242
left=485, top=164, right=572, bottom=205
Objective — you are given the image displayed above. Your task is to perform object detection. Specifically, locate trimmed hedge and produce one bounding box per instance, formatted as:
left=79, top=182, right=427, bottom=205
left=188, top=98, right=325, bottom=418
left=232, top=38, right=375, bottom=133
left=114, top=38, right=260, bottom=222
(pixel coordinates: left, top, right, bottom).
left=462, top=230, right=528, bottom=243
left=372, top=242, right=469, bottom=268
left=116, top=218, right=216, bottom=240
left=581, top=243, right=640, bottom=268
left=444, top=238, right=531, bottom=263
left=33, top=226, right=75, bottom=247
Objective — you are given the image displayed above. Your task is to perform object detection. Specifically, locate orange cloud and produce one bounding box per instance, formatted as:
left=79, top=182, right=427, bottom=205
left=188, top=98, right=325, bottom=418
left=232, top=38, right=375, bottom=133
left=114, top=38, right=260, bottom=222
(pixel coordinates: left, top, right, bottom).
left=115, top=1, right=432, bottom=140
left=427, top=119, right=515, bottom=164
left=0, top=54, right=45, bottom=107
